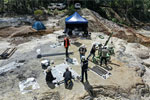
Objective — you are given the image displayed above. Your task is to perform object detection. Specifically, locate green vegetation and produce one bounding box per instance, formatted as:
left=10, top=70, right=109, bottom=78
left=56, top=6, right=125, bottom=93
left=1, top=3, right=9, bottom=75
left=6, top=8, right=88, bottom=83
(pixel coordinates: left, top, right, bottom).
left=67, top=5, right=76, bottom=16
left=90, top=0, right=150, bottom=25
left=4, top=0, right=8, bottom=4
left=111, top=18, right=117, bottom=23
left=34, top=10, right=43, bottom=16
left=0, top=0, right=150, bottom=26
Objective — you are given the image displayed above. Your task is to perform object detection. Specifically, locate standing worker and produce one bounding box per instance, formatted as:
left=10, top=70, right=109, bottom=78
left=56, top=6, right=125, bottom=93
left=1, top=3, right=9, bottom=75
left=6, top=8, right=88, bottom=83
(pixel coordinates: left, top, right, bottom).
left=64, top=36, right=70, bottom=59
left=79, top=44, right=87, bottom=62
left=100, top=46, right=109, bottom=67
left=87, top=44, right=96, bottom=60
left=81, top=56, right=88, bottom=82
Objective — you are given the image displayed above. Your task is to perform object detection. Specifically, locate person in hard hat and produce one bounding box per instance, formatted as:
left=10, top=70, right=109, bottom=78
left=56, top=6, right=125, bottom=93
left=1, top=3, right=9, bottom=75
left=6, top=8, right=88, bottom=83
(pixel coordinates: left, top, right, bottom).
left=100, top=46, right=109, bottom=66
left=63, top=68, right=73, bottom=88
left=87, top=44, right=97, bottom=60
left=81, top=56, right=88, bottom=82
left=79, top=44, right=87, bottom=62
left=46, top=67, right=56, bottom=83
left=64, top=36, right=70, bottom=58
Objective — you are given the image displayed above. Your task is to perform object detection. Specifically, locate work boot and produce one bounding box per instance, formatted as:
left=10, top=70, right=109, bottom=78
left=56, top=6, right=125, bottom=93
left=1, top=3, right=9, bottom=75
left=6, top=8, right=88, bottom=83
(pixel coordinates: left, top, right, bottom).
left=66, top=57, right=68, bottom=61
left=80, top=80, right=83, bottom=83
left=86, top=79, right=88, bottom=82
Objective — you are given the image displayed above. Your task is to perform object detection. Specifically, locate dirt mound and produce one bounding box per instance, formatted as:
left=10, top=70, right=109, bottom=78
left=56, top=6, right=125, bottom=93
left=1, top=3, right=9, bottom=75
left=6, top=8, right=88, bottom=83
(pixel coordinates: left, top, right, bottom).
left=0, top=27, right=20, bottom=38
left=80, top=9, right=109, bottom=32
left=80, top=8, right=126, bottom=33
left=0, top=25, right=63, bottom=38
left=11, top=27, right=54, bottom=37
left=113, top=28, right=150, bottom=46
left=126, top=29, right=150, bottom=45
left=80, top=8, right=150, bottom=46
left=0, top=26, right=55, bottom=38
left=58, top=8, right=109, bottom=33
left=0, top=26, right=61, bottom=45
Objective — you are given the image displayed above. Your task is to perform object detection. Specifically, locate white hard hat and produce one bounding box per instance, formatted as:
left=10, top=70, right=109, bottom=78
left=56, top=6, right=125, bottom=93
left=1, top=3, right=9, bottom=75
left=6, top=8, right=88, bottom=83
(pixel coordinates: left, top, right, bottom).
left=95, top=44, right=99, bottom=48
left=46, top=66, right=51, bottom=72
left=81, top=56, right=85, bottom=61
left=50, top=60, right=54, bottom=64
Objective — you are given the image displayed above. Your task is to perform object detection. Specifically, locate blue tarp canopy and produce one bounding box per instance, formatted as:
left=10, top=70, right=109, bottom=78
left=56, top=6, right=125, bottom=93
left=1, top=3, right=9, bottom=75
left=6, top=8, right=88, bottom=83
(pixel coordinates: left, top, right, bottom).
left=32, top=21, right=46, bottom=30
left=65, top=12, right=88, bottom=24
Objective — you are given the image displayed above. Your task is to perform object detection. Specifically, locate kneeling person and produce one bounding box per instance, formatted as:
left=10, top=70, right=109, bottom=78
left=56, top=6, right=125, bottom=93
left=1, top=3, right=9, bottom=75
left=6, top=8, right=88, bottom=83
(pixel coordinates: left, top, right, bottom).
left=46, top=67, right=56, bottom=83
left=63, top=68, right=73, bottom=88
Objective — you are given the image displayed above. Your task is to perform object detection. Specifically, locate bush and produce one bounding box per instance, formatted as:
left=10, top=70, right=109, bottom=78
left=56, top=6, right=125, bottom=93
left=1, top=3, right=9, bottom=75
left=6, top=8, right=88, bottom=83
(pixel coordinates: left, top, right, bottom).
left=54, top=9, right=59, bottom=15
left=112, top=18, right=117, bottom=23
left=34, top=9, right=43, bottom=16
left=4, top=0, right=8, bottom=4
left=67, top=5, right=76, bottom=16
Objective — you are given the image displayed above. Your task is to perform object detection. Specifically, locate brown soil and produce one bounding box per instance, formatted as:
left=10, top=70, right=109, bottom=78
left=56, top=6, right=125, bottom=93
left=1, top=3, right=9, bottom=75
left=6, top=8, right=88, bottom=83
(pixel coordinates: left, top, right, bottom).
left=0, top=27, right=20, bottom=38
left=80, top=8, right=150, bottom=47
left=0, top=26, right=61, bottom=45
left=0, top=26, right=61, bottom=38
left=113, top=28, right=150, bottom=46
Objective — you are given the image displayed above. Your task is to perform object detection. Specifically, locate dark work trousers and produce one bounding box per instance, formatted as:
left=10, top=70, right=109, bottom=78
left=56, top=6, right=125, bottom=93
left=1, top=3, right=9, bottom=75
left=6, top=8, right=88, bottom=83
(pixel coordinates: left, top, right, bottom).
left=87, top=53, right=95, bottom=60
left=64, top=79, right=69, bottom=86
left=100, top=57, right=107, bottom=66
left=66, top=47, right=69, bottom=58
left=64, top=79, right=72, bottom=88
left=81, top=69, right=88, bottom=82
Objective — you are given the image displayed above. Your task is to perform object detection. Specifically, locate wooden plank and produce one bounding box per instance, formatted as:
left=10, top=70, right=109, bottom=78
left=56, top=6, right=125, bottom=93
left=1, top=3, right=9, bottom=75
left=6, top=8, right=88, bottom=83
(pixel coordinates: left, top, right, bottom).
left=7, top=48, right=17, bottom=58
left=1, top=48, right=10, bottom=55
left=0, top=47, right=17, bottom=59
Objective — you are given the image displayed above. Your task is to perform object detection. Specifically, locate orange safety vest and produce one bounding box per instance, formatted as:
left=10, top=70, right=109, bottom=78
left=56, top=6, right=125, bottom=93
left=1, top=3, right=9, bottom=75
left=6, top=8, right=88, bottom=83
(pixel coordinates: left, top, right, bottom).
left=64, top=37, right=70, bottom=48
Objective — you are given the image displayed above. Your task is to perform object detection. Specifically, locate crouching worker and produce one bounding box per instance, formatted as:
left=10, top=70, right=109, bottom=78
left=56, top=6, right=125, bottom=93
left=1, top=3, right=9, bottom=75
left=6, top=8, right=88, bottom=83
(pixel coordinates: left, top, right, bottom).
left=46, top=67, right=56, bottom=83
left=63, top=68, right=73, bottom=89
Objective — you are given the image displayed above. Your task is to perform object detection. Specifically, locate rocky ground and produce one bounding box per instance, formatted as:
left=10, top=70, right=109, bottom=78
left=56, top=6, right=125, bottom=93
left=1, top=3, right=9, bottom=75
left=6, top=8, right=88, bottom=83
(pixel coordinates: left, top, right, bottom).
left=0, top=30, right=150, bottom=100
left=0, top=8, right=150, bottom=100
